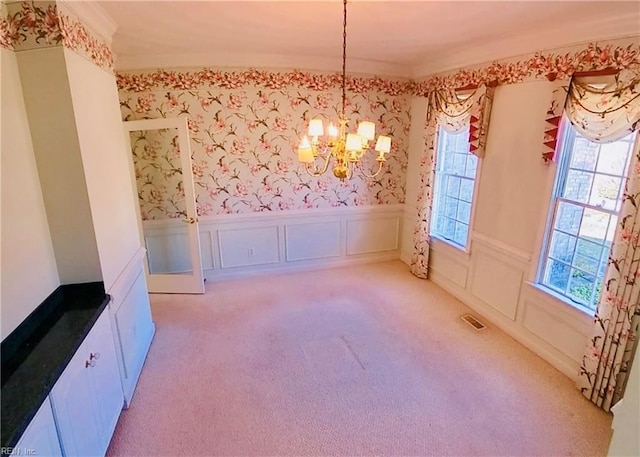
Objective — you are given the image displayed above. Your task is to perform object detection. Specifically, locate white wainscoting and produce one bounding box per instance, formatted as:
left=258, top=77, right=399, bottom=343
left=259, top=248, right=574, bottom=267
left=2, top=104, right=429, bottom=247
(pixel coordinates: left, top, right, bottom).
left=402, top=215, right=593, bottom=381
left=142, top=205, right=404, bottom=281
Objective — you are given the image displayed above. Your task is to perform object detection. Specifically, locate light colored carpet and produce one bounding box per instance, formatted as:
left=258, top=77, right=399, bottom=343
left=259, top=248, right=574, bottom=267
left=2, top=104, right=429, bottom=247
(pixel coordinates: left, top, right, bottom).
left=107, top=261, right=612, bottom=456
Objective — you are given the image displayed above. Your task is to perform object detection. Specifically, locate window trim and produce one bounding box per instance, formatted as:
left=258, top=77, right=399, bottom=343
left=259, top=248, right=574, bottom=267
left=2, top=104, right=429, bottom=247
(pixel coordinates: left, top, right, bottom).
left=534, top=117, right=635, bottom=316
left=430, top=125, right=482, bottom=253
left=531, top=118, right=594, bottom=315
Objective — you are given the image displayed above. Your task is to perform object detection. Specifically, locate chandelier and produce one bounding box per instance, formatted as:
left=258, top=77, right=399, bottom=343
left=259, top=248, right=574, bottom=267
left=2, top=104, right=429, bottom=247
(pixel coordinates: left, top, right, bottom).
left=297, top=0, right=391, bottom=181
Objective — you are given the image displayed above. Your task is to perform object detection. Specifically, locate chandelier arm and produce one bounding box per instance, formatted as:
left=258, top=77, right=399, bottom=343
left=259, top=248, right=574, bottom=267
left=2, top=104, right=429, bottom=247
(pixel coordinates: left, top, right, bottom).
left=358, top=160, right=385, bottom=179
left=304, top=151, right=333, bottom=177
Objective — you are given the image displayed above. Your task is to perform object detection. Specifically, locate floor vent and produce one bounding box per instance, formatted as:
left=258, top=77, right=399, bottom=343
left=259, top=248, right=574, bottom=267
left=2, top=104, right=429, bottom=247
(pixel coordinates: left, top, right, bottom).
left=460, top=314, right=486, bottom=331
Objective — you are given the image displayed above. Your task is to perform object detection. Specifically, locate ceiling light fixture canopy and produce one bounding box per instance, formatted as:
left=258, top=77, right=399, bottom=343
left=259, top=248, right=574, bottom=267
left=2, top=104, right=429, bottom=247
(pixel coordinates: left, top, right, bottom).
left=297, top=0, right=391, bottom=181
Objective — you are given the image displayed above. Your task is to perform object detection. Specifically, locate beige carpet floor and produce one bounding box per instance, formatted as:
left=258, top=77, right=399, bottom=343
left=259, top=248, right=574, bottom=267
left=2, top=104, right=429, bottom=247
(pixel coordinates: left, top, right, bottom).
left=107, top=261, right=612, bottom=456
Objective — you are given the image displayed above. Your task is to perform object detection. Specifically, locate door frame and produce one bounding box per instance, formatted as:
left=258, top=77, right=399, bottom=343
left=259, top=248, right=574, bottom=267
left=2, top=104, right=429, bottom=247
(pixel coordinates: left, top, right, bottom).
left=123, top=116, right=205, bottom=294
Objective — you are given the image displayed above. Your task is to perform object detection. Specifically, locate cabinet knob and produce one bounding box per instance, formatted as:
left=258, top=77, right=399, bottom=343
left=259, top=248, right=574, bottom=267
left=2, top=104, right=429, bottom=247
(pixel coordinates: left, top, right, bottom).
left=90, top=352, right=100, bottom=360
left=85, top=360, right=96, bottom=368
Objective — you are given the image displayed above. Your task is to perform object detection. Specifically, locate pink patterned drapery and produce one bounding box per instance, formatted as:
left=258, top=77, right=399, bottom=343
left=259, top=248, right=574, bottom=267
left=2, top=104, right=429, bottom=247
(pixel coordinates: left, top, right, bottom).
left=409, top=85, right=494, bottom=278
left=574, top=68, right=640, bottom=411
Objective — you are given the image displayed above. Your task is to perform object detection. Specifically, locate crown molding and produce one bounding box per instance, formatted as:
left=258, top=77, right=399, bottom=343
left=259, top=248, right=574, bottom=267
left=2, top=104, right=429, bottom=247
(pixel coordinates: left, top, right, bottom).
left=58, top=0, right=118, bottom=45
left=411, top=15, right=640, bottom=78
left=115, top=51, right=413, bottom=79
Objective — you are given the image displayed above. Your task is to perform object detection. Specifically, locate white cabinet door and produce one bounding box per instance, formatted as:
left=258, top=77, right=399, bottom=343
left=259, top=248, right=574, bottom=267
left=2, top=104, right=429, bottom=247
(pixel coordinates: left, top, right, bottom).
left=88, top=307, right=125, bottom=451
left=51, top=336, right=103, bottom=457
left=51, top=308, right=125, bottom=457
left=15, top=398, right=62, bottom=457
left=111, top=267, right=155, bottom=406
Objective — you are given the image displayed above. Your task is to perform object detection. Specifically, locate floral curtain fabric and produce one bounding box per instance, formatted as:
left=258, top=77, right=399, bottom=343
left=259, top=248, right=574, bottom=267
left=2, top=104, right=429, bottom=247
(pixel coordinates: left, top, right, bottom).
left=575, top=69, right=640, bottom=411
left=409, top=104, right=438, bottom=279
left=431, top=85, right=495, bottom=158
left=579, top=134, right=640, bottom=411
left=565, top=70, right=640, bottom=143
left=409, top=85, right=494, bottom=278
left=542, top=69, right=640, bottom=162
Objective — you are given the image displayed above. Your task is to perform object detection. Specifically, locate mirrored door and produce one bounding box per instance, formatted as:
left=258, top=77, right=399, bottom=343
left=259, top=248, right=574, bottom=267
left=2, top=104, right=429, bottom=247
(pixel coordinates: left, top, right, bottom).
left=123, top=117, right=204, bottom=294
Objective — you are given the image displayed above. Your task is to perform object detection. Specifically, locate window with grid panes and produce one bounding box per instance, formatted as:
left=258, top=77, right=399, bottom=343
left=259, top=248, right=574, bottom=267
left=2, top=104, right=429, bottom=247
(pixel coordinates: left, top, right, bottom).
left=539, top=124, right=636, bottom=312
left=430, top=125, right=478, bottom=248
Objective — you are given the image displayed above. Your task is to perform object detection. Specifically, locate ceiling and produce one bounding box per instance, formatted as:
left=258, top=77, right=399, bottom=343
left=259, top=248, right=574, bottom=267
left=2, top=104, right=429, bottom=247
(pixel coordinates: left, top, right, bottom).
left=98, top=1, right=640, bottom=77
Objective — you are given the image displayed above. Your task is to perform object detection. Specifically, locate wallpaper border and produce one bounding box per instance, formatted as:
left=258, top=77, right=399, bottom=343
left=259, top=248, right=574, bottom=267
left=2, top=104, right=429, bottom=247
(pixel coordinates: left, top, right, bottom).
left=116, top=37, right=640, bottom=96
left=0, top=1, right=114, bottom=72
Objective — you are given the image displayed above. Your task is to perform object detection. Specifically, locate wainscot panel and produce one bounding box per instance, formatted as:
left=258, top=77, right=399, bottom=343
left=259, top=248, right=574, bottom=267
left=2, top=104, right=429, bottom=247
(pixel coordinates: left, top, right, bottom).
left=346, top=217, right=400, bottom=255
left=141, top=205, right=403, bottom=281
left=218, top=226, right=281, bottom=269
left=469, top=250, right=524, bottom=321
left=428, top=244, right=468, bottom=289
left=199, top=231, right=214, bottom=271
left=285, top=221, right=342, bottom=262
left=422, top=233, right=587, bottom=380
left=521, top=299, right=590, bottom=364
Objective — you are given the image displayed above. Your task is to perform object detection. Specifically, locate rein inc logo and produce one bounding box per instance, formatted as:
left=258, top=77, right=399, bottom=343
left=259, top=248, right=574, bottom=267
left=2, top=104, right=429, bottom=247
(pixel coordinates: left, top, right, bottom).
left=1, top=448, right=36, bottom=456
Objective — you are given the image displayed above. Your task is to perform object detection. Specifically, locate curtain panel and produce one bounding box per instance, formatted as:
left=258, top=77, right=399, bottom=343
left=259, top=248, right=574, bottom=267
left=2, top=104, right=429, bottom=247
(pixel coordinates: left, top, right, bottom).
left=573, top=68, right=640, bottom=412
left=409, top=85, right=494, bottom=278
left=579, top=134, right=640, bottom=411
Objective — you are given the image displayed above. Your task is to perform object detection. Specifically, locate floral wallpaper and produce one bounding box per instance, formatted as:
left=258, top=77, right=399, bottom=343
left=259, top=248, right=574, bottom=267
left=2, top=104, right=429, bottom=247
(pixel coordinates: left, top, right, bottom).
left=0, top=1, right=114, bottom=72
left=119, top=70, right=411, bottom=218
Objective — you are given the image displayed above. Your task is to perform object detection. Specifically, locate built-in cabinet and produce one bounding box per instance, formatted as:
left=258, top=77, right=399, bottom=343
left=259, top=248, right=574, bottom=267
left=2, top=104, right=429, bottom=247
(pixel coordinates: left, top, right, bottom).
left=13, top=399, right=62, bottom=457
left=50, top=308, right=123, bottom=456
left=14, top=306, right=130, bottom=457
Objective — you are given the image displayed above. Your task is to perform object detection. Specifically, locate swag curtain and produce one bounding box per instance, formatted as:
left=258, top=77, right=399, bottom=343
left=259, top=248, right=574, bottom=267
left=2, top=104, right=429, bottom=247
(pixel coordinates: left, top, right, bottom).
left=409, top=85, right=494, bottom=278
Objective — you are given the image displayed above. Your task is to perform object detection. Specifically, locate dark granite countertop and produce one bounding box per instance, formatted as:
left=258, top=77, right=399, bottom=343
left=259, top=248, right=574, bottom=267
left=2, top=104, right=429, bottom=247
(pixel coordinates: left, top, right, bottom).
left=1, top=282, right=110, bottom=448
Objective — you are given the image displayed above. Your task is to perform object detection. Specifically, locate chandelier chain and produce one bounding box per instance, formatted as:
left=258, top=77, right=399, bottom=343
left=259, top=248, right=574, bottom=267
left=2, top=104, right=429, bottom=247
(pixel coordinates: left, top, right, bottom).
left=341, top=0, right=347, bottom=117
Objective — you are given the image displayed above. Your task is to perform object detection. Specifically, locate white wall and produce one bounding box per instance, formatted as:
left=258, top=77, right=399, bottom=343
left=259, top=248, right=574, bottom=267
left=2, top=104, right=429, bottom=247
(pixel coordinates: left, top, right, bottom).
left=16, top=47, right=103, bottom=284
left=64, top=50, right=141, bottom=293
left=1, top=48, right=60, bottom=338
left=402, top=81, right=594, bottom=380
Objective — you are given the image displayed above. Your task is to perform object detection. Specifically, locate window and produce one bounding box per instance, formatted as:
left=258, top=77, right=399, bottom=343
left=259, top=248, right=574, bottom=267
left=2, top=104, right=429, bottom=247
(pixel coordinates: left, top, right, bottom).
left=430, top=125, right=478, bottom=248
left=539, top=123, right=636, bottom=312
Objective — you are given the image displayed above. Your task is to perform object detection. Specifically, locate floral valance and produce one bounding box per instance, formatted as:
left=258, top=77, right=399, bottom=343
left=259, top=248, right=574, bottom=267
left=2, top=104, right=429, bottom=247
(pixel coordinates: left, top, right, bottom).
left=566, top=70, right=640, bottom=143
left=428, top=84, right=495, bottom=158
left=542, top=69, right=640, bottom=162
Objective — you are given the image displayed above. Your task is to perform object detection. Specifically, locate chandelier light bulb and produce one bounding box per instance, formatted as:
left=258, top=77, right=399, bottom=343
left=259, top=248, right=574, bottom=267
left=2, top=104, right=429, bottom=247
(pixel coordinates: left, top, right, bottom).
left=345, top=133, right=363, bottom=152
left=298, top=136, right=314, bottom=163
left=328, top=123, right=339, bottom=138
left=308, top=119, right=324, bottom=137
left=357, top=121, right=376, bottom=141
left=375, top=135, right=392, bottom=154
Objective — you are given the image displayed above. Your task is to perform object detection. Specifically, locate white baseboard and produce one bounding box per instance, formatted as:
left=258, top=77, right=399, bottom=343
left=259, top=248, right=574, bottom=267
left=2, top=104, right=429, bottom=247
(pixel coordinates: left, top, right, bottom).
left=204, top=252, right=400, bottom=282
